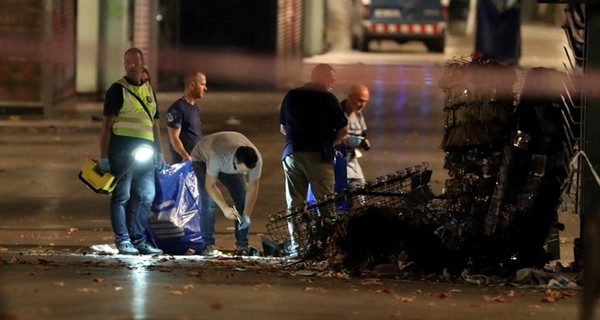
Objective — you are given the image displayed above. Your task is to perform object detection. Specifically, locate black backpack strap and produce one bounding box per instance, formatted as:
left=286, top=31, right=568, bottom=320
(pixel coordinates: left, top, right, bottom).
left=118, top=84, right=154, bottom=121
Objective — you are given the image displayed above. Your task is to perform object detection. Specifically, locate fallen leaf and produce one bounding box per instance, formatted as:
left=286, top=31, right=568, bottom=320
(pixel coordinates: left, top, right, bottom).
left=439, top=292, right=452, bottom=299
left=303, top=287, right=327, bottom=293
left=170, top=290, right=184, bottom=296
left=376, top=288, right=394, bottom=294
left=188, top=271, right=202, bottom=277
left=332, top=272, right=349, bottom=280
left=542, top=290, right=567, bottom=303
left=53, top=282, right=64, bottom=287
left=360, top=279, right=383, bottom=286
left=254, top=283, right=272, bottom=290
left=400, top=296, right=416, bottom=303
left=210, top=300, right=224, bottom=309
left=183, top=284, right=194, bottom=290
left=541, top=296, right=556, bottom=303
left=77, top=287, right=98, bottom=293
left=483, top=295, right=508, bottom=303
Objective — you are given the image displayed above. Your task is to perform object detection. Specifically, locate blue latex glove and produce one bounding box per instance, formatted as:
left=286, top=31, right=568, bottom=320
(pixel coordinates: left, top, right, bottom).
left=238, top=215, right=251, bottom=230
left=97, top=157, right=110, bottom=173
left=155, top=152, right=166, bottom=170
left=348, top=135, right=365, bottom=148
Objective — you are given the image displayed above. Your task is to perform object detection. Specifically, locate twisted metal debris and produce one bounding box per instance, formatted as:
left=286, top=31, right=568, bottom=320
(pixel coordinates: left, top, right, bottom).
left=267, top=57, right=581, bottom=276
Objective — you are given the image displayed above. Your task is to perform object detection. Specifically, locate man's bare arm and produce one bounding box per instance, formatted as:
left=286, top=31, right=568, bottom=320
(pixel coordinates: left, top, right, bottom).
left=100, top=116, right=115, bottom=157
left=167, top=127, right=191, bottom=161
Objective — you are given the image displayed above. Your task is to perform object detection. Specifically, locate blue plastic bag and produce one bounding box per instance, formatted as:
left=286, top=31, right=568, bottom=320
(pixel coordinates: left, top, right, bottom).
left=147, top=161, right=203, bottom=255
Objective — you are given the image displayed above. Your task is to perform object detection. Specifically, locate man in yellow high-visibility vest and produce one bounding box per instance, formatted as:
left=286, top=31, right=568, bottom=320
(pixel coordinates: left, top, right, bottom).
left=98, top=47, right=164, bottom=255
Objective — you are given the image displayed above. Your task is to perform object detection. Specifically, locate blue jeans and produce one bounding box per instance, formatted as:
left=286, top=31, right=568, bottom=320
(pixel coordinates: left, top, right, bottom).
left=109, top=136, right=156, bottom=247
left=192, top=161, right=248, bottom=247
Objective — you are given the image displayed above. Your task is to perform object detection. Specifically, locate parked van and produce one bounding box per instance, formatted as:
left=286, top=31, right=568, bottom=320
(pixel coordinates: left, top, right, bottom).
left=351, top=0, right=448, bottom=52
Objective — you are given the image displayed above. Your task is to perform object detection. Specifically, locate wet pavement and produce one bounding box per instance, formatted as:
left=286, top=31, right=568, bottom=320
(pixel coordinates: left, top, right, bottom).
left=0, top=253, right=580, bottom=320
left=0, top=23, right=585, bottom=319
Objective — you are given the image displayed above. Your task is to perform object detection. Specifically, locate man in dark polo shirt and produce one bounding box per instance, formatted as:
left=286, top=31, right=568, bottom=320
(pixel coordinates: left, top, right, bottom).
left=279, top=64, right=349, bottom=212
left=166, top=72, right=207, bottom=163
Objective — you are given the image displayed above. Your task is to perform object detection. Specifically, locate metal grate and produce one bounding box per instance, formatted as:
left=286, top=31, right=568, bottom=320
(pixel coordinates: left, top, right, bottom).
left=266, top=165, right=433, bottom=260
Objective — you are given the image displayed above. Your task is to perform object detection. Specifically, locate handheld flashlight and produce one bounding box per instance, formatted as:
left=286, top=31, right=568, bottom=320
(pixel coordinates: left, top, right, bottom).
left=132, top=145, right=154, bottom=162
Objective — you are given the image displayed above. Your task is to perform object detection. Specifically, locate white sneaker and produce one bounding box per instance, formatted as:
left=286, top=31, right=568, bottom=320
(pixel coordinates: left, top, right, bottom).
left=202, top=244, right=223, bottom=257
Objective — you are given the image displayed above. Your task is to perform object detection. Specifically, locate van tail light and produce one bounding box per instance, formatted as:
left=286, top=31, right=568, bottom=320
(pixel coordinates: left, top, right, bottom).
left=440, top=5, right=448, bottom=22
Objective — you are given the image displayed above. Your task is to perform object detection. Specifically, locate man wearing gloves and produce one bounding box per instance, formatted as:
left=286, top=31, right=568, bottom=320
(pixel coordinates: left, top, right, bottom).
left=340, top=84, right=371, bottom=189
left=190, top=131, right=262, bottom=256
left=98, top=47, right=164, bottom=255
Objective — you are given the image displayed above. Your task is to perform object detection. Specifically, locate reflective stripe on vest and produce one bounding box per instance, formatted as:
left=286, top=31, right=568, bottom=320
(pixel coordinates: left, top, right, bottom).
left=112, top=78, right=156, bottom=141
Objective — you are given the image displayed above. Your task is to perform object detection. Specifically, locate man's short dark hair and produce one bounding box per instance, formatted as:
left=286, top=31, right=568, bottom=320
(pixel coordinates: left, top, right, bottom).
left=235, top=146, right=258, bottom=169
left=183, top=71, right=204, bottom=87
left=124, top=47, right=144, bottom=61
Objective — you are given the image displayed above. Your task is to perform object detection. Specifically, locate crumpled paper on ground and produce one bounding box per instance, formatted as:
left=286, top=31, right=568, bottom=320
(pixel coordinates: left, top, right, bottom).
left=90, top=244, right=119, bottom=255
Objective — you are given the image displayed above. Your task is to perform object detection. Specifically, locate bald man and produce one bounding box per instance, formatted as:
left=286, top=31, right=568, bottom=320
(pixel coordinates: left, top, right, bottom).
left=340, top=84, right=371, bottom=188
left=279, top=63, right=349, bottom=212
left=99, top=47, right=164, bottom=255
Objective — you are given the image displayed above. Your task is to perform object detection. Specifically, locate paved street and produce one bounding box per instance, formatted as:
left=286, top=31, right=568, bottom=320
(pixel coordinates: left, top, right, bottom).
left=0, top=254, right=579, bottom=320
left=0, top=23, right=586, bottom=319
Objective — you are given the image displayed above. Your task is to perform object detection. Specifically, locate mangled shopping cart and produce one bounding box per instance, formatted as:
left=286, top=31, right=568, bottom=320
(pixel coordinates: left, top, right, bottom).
left=266, top=165, right=435, bottom=262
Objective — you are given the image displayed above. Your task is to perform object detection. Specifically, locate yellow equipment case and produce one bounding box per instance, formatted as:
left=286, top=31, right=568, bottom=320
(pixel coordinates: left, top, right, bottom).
left=78, top=159, right=116, bottom=194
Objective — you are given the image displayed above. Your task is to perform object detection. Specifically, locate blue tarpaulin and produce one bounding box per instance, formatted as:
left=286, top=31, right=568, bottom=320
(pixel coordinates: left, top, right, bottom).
left=147, top=161, right=203, bottom=255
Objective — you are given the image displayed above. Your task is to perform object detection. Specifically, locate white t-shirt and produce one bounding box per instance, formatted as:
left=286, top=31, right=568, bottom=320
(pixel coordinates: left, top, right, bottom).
left=191, top=131, right=262, bottom=181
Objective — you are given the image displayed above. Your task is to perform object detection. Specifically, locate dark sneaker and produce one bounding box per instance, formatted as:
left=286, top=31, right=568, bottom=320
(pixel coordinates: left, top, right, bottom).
left=234, top=246, right=250, bottom=256
left=117, top=242, right=139, bottom=255
left=202, top=244, right=223, bottom=257
left=136, top=242, right=163, bottom=255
